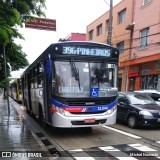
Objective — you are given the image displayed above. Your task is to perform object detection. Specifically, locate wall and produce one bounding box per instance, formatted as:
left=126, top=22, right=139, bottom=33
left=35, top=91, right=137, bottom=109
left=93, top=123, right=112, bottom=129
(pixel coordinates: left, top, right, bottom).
left=131, top=0, right=160, bottom=60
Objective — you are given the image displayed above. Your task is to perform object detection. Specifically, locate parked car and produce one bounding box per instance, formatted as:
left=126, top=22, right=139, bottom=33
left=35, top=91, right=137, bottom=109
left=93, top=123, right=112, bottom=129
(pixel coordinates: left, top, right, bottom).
left=134, top=89, right=160, bottom=105
left=117, top=92, right=160, bottom=128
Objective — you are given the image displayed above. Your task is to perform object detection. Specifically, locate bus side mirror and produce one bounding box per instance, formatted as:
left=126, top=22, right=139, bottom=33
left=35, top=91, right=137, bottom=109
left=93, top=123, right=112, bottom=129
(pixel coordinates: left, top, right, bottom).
left=117, top=102, right=127, bottom=108
left=46, top=60, right=52, bottom=75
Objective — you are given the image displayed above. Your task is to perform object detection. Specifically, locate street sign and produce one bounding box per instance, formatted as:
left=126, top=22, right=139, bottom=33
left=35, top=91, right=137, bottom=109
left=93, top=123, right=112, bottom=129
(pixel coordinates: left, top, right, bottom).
left=25, top=17, right=56, bottom=31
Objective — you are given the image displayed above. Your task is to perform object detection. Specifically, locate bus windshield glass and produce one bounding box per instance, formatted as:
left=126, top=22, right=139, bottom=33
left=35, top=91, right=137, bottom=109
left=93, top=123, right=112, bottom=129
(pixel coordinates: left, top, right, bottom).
left=53, top=60, right=118, bottom=98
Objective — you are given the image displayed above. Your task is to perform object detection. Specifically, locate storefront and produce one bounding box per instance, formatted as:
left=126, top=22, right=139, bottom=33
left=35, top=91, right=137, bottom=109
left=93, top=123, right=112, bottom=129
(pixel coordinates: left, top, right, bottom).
left=128, top=73, right=139, bottom=91
left=128, top=66, right=140, bottom=91
left=128, top=61, right=160, bottom=91
left=140, top=61, right=160, bottom=90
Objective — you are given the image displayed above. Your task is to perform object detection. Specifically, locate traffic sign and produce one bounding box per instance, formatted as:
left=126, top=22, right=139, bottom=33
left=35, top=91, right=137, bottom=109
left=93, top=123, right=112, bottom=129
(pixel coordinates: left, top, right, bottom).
left=25, top=17, right=56, bottom=31
left=90, top=88, right=98, bottom=97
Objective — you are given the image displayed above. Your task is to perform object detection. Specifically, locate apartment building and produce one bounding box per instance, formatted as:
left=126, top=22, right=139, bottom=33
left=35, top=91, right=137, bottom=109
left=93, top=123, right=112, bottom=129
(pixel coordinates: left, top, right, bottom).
left=86, top=0, right=134, bottom=91
left=86, top=0, right=160, bottom=91
left=121, top=0, right=160, bottom=91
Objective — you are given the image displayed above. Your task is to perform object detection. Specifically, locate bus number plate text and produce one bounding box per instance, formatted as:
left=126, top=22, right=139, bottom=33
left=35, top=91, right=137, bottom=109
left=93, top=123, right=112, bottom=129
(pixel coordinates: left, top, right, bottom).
left=84, top=118, right=95, bottom=123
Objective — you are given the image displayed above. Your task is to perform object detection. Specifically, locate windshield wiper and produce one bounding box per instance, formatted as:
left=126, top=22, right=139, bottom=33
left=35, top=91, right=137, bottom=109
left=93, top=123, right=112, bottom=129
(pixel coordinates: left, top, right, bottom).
left=70, top=58, right=81, bottom=90
left=96, top=60, right=108, bottom=88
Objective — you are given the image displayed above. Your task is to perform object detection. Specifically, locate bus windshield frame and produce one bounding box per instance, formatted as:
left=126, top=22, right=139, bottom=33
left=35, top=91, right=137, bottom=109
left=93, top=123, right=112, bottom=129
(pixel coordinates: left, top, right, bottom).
left=52, top=59, right=118, bottom=98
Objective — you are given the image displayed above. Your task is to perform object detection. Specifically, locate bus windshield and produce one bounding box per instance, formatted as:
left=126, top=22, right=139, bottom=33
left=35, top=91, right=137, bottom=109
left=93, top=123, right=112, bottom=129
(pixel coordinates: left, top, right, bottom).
left=53, top=60, right=118, bottom=98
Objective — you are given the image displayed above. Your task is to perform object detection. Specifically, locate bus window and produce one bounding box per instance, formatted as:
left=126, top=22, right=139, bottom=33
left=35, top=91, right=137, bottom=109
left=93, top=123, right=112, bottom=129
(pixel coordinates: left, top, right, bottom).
left=53, top=61, right=90, bottom=97
left=37, top=62, right=44, bottom=88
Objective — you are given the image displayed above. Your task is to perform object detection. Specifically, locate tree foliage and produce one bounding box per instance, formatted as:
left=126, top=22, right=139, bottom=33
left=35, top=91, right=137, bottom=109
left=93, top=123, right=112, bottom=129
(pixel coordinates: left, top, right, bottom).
left=0, top=0, right=46, bottom=82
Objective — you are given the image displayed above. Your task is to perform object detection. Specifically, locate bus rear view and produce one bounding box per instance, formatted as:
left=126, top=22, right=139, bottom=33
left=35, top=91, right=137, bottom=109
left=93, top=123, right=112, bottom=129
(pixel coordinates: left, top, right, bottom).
left=21, top=42, right=119, bottom=128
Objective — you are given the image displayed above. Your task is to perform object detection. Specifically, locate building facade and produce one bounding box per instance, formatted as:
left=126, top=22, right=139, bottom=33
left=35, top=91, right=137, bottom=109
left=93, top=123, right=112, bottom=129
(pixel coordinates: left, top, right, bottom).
left=86, top=0, right=134, bottom=91
left=121, top=0, right=160, bottom=91
left=86, top=0, right=160, bottom=91
left=59, top=32, right=86, bottom=41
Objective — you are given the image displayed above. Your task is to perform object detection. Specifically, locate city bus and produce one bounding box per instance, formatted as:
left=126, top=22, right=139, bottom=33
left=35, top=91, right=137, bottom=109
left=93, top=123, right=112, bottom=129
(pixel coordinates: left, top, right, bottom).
left=21, top=41, right=119, bottom=128
left=10, top=78, right=22, bottom=103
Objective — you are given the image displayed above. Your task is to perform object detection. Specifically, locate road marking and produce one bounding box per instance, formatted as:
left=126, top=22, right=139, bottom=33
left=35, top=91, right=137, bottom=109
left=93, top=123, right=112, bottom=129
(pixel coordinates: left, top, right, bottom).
left=99, top=146, right=137, bottom=160
left=102, top=126, right=141, bottom=139
left=69, top=143, right=159, bottom=160
left=129, top=143, right=157, bottom=151
left=129, top=143, right=160, bottom=159
left=69, top=149, right=95, bottom=160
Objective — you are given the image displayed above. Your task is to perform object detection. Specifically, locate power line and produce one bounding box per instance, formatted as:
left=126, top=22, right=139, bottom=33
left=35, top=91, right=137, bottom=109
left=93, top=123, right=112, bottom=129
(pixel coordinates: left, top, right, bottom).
left=112, top=22, right=160, bottom=41
left=123, top=42, right=160, bottom=52
left=113, top=32, right=160, bottom=48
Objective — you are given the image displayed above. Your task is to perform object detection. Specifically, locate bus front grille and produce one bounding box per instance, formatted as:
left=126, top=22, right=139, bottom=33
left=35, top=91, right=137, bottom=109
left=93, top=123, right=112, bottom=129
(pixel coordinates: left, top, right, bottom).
left=65, top=98, right=114, bottom=106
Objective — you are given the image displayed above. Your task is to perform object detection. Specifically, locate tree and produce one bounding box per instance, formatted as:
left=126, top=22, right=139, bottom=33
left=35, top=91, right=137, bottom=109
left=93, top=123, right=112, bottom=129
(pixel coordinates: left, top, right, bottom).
left=0, top=0, right=46, bottom=84
left=0, top=0, right=46, bottom=44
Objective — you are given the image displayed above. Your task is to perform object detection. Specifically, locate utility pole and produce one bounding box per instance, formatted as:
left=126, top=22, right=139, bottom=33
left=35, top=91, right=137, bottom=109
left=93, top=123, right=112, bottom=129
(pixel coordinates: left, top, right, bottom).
left=107, top=0, right=113, bottom=45
left=3, top=44, right=10, bottom=116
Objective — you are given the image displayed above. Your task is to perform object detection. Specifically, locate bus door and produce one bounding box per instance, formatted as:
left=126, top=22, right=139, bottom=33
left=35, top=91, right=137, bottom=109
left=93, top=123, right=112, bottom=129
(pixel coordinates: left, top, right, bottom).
left=44, top=59, right=52, bottom=123
left=21, top=77, right=25, bottom=105
left=27, top=73, right=32, bottom=111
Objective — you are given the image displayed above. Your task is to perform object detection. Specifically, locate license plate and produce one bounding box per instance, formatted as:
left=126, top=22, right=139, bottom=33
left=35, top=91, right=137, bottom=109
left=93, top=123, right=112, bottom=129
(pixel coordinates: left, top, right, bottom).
left=84, top=118, right=95, bottom=123
left=157, top=118, right=160, bottom=122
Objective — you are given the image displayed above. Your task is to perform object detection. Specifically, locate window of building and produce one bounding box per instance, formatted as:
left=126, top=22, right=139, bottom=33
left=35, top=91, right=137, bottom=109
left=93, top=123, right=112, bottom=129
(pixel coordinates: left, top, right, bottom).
left=116, top=41, right=124, bottom=53
left=106, top=19, right=109, bottom=31
left=129, top=78, right=135, bottom=91
left=143, top=0, right=151, bottom=5
left=140, top=28, right=149, bottom=48
left=97, top=24, right=102, bottom=36
left=155, top=60, right=160, bottom=71
left=89, top=30, right=94, bottom=40
left=118, top=9, right=126, bottom=24
left=118, top=74, right=122, bottom=91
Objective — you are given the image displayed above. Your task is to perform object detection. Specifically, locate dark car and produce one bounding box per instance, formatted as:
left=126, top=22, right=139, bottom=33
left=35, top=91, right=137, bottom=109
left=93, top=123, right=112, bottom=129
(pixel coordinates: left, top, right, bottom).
left=134, top=89, right=160, bottom=105
left=117, top=92, right=160, bottom=128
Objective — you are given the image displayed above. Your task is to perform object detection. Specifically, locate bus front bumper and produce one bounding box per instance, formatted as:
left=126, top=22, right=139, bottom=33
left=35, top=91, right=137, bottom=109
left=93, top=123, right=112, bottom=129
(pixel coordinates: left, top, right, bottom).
left=51, top=109, right=117, bottom=128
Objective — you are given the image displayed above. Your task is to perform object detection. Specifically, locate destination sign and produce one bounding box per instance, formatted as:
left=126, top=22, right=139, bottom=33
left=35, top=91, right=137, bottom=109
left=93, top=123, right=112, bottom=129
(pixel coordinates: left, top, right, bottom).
left=62, top=46, right=111, bottom=57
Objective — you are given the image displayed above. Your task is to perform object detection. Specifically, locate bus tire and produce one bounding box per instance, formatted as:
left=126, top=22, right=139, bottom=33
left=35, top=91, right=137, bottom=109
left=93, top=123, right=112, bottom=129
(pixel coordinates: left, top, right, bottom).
left=39, top=106, right=46, bottom=127
left=25, top=100, right=30, bottom=114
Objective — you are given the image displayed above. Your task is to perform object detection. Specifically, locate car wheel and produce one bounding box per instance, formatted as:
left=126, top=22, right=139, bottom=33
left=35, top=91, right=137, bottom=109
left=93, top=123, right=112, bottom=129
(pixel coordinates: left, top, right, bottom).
left=127, top=115, right=137, bottom=128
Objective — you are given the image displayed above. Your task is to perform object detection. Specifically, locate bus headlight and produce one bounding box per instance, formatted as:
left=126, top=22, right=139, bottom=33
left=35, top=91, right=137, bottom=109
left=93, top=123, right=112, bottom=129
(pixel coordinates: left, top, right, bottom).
left=105, top=105, right=117, bottom=115
left=56, top=107, right=70, bottom=117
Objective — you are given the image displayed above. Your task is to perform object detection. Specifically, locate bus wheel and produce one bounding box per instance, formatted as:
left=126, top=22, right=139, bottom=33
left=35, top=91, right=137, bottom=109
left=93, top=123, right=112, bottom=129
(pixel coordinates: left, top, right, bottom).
left=39, top=106, right=46, bottom=127
left=25, top=101, right=30, bottom=114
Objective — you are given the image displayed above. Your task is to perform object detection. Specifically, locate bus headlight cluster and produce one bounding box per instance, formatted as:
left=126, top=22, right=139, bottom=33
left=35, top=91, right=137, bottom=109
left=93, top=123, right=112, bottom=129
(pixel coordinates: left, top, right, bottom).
left=51, top=105, right=70, bottom=117
left=105, top=105, right=117, bottom=115
left=57, top=107, right=70, bottom=116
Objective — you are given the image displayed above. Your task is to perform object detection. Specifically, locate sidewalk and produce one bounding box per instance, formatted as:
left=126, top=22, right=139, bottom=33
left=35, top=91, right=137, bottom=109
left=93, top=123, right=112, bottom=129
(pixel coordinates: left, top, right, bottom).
left=0, top=95, right=52, bottom=159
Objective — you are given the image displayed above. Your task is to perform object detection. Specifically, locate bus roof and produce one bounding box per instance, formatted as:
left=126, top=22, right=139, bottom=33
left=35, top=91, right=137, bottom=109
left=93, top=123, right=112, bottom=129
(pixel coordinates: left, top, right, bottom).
left=22, top=41, right=119, bottom=76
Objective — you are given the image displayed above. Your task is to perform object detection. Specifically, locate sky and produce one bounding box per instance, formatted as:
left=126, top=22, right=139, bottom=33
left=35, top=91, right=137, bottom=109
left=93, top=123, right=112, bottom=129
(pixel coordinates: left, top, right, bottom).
left=11, top=0, right=121, bottom=78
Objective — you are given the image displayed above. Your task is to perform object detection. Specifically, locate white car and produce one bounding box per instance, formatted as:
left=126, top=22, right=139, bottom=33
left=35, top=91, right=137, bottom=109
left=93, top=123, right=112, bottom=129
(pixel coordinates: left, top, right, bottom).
left=134, top=90, right=160, bottom=105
